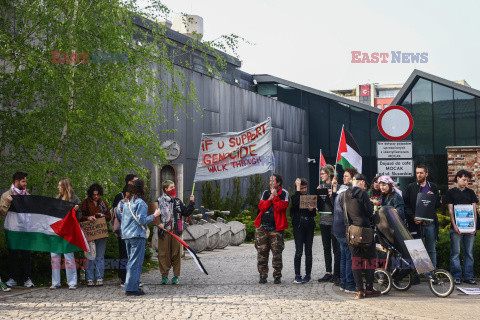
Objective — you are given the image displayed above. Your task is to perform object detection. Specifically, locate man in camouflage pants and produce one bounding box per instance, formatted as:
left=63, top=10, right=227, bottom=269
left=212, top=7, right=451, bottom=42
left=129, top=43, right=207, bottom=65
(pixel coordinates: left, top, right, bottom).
left=254, top=174, right=289, bottom=284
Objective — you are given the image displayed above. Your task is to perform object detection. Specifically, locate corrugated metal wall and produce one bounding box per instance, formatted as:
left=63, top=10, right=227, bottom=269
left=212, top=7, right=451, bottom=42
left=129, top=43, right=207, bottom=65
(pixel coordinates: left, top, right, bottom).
left=148, top=67, right=309, bottom=205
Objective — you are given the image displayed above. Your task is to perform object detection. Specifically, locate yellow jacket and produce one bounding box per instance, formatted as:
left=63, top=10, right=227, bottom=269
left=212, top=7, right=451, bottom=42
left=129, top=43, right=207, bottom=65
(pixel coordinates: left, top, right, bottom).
left=0, top=189, right=13, bottom=216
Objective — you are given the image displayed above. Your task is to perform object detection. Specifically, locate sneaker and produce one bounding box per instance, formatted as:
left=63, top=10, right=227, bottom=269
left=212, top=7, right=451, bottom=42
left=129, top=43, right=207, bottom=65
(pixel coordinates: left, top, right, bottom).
left=333, top=277, right=341, bottom=286
left=318, top=273, right=332, bottom=282
left=273, top=277, right=281, bottom=284
left=120, top=281, right=125, bottom=287
left=87, top=280, right=95, bottom=287
left=344, top=288, right=357, bottom=294
left=125, top=288, right=145, bottom=296
left=161, top=277, right=168, bottom=285
left=96, top=280, right=103, bottom=286
left=339, top=287, right=345, bottom=292
left=0, top=282, right=11, bottom=292
left=454, top=279, right=462, bottom=285
left=171, top=276, right=179, bottom=285
left=355, top=291, right=365, bottom=299
left=49, top=285, right=59, bottom=290
left=293, top=275, right=303, bottom=284
left=302, top=275, right=311, bottom=283
left=24, top=278, right=34, bottom=288
left=259, top=277, right=267, bottom=284
left=5, top=279, right=17, bottom=287
left=464, top=279, right=477, bottom=285
left=365, top=289, right=381, bottom=298
left=68, top=285, right=77, bottom=290
left=139, top=282, right=144, bottom=287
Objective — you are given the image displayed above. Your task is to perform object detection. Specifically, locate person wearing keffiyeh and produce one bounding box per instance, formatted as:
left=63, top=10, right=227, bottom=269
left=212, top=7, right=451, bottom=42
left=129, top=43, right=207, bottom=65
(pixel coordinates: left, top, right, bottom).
left=378, top=175, right=405, bottom=222
left=0, top=171, right=35, bottom=288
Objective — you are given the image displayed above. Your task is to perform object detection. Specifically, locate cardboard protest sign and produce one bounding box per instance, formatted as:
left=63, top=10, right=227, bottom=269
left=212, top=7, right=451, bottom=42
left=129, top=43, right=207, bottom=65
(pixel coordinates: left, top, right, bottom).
left=193, top=118, right=274, bottom=182
left=317, top=188, right=333, bottom=214
left=404, top=239, right=434, bottom=274
left=300, top=195, right=317, bottom=209
left=455, top=204, right=475, bottom=233
left=80, top=217, right=108, bottom=242
left=415, top=193, right=436, bottom=221
left=147, top=202, right=160, bottom=226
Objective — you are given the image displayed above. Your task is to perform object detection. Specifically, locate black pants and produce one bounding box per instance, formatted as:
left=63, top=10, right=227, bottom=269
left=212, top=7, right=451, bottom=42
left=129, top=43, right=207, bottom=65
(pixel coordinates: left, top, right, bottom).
left=349, top=242, right=376, bottom=291
left=118, top=237, right=128, bottom=282
left=320, top=224, right=340, bottom=277
left=293, top=217, right=315, bottom=276
left=9, top=249, right=31, bottom=281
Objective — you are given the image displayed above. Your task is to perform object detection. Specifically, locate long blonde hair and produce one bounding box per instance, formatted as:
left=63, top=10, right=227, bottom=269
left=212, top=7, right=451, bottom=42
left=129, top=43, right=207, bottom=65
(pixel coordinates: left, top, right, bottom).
left=57, top=178, right=74, bottom=201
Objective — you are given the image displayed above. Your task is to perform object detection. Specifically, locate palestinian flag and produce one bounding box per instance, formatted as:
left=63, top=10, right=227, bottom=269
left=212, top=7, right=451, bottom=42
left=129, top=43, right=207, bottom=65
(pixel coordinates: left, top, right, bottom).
left=335, top=126, right=362, bottom=173
left=166, top=230, right=208, bottom=275
left=4, top=195, right=89, bottom=253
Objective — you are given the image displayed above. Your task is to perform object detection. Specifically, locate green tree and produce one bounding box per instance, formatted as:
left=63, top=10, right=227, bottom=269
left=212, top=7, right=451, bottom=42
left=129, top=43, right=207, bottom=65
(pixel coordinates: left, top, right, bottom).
left=0, top=0, right=242, bottom=197
left=245, top=174, right=267, bottom=212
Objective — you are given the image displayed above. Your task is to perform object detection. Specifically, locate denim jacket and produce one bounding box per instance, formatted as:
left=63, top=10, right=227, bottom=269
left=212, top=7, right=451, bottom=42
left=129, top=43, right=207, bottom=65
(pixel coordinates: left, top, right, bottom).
left=118, top=197, right=154, bottom=240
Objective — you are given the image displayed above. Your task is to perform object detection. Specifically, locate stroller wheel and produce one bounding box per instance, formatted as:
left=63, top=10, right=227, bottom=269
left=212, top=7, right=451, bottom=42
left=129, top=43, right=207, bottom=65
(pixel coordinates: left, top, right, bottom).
left=373, top=269, right=392, bottom=295
left=391, top=271, right=412, bottom=291
left=429, top=269, right=454, bottom=298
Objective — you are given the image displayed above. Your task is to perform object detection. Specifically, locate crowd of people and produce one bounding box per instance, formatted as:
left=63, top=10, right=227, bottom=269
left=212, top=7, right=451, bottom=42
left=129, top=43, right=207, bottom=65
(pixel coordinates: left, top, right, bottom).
left=0, top=164, right=477, bottom=299
left=0, top=172, right=194, bottom=296
left=253, top=165, right=478, bottom=299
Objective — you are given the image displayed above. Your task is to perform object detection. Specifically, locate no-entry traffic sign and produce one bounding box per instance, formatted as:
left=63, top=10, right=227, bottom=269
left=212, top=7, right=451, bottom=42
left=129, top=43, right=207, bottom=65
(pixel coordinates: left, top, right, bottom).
left=377, top=105, right=413, bottom=141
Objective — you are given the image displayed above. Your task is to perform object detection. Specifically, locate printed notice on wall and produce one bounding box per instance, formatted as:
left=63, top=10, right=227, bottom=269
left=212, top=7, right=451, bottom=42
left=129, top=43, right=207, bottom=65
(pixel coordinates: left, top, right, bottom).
left=376, top=141, right=413, bottom=159
left=377, top=159, right=413, bottom=177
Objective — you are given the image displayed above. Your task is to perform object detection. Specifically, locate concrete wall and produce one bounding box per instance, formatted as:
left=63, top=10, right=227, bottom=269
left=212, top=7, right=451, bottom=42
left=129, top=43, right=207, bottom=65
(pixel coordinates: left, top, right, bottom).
left=148, top=67, right=309, bottom=205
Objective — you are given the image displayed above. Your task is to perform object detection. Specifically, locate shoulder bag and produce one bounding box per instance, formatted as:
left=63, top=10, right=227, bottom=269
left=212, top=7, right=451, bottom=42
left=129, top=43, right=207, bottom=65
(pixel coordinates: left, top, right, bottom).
left=344, top=191, right=374, bottom=247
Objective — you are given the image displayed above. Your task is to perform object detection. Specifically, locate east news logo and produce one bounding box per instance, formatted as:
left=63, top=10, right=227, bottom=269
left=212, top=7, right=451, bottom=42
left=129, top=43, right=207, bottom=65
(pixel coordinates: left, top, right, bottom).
left=351, top=51, right=428, bottom=63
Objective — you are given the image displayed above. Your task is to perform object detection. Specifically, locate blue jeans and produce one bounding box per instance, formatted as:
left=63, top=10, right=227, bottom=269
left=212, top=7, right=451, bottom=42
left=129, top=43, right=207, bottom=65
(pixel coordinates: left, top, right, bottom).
left=86, top=238, right=107, bottom=281
left=421, top=223, right=437, bottom=268
left=336, top=236, right=355, bottom=291
left=450, top=229, right=475, bottom=280
left=51, top=252, right=77, bottom=286
left=125, top=237, right=146, bottom=292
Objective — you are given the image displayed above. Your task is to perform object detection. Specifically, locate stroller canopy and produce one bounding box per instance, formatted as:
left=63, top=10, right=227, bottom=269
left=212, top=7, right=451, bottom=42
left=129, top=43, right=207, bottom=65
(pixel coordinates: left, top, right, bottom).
left=374, top=206, right=413, bottom=260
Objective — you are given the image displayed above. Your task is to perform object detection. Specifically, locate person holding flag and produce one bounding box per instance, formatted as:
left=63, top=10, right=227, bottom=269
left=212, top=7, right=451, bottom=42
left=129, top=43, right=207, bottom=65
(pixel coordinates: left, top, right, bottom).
left=50, top=178, right=82, bottom=290
left=0, top=172, right=34, bottom=288
left=255, top=174, right=289, bottom=284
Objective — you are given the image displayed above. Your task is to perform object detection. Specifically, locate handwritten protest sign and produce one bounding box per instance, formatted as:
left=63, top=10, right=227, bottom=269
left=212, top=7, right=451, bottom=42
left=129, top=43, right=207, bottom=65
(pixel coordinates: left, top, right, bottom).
left=193, top=118, right=274, bottom=182
left=80, top=217, right=108, bottom=242
left=300, top=195, right=317, bottom=209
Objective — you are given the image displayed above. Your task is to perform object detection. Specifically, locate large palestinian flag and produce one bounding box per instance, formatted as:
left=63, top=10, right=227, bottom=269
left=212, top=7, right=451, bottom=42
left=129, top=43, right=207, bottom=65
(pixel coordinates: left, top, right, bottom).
left=4, top=195, right=89, bottom=253
left=335, top=126, right=362, bottom=173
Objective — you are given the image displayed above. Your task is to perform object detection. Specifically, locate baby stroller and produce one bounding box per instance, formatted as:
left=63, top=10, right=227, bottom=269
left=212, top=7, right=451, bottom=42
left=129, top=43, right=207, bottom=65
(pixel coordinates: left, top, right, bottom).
left=372, top=206, right=454, bottom=298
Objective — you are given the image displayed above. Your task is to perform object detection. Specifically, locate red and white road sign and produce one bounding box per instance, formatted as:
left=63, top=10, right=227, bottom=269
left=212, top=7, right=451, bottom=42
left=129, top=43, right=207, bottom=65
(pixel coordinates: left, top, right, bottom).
left=377, top=105, right=413, bottom=141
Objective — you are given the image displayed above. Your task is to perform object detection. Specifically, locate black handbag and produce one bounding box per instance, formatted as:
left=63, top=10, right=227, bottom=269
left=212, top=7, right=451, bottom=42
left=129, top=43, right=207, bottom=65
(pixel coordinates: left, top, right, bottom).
left=343, top=191, right=374, bottom=247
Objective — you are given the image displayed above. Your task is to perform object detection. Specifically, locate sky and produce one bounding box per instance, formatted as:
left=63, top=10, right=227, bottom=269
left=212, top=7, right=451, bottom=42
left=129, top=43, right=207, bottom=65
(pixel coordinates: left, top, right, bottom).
left=139, top=0, right=480, bottom=92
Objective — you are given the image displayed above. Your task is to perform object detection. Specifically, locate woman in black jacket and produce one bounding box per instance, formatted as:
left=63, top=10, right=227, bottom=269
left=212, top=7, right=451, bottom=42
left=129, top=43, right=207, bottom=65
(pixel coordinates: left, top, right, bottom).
left=290, top=178, right=316, bottom=283
left=343, top=174, right=380, bottom=299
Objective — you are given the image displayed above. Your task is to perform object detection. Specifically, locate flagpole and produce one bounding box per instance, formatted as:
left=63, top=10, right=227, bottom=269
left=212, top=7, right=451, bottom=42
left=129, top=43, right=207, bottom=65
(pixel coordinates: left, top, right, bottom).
left=334, top=125, right=344, bottom=180
left=319, top=149, right=322, bottom=187
left=191, top=182, right=195, bottom=196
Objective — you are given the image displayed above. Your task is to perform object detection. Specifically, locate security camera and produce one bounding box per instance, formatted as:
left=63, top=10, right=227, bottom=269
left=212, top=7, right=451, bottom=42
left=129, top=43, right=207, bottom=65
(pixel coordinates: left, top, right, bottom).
left=307, top=158, right=316, bottom=163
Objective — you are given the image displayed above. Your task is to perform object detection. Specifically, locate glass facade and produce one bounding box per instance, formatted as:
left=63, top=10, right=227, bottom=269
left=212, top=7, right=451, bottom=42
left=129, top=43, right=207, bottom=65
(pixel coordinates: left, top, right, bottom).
left=397, top=77, right=479, bottom=192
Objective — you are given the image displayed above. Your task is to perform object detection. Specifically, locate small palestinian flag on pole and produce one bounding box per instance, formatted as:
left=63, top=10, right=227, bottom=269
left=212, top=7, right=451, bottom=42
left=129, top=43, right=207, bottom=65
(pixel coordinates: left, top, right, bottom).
left=335, top=125, right=362, bottom=173
left=319, top=149, right=327, bottom=184
left=5, top=195, right=89, bottom=253
left=166, top=230, right=208, bottom=275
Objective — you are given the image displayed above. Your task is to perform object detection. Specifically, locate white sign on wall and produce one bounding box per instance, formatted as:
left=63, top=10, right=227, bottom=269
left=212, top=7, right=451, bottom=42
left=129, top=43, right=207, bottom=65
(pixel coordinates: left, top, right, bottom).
left=376, top=141, right=413, bottom=159
left=377, top=159, right=414, bottom=177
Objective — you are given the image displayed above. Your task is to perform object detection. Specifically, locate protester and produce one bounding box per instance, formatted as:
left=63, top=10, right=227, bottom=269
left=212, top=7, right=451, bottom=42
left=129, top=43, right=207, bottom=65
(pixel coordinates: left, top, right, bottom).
left=368, top=176, right=382, bottom=206
left=81, top=183, right=111, bottom=286
left=0, top=172, right=34, bottom=288
left=290, top=178, right=316, bottom=283
left=446, top=170, right=478, bottom=285
left=331, top=167, right=357, bottom=293
left=51, top=178, right=81, bottom=290
left=403, top=164, right=441, bottom=269
left=112, top=174, right=138, bottom=287
left=156, top=180, right=195, bottom=285
left=344, top=174, right=380, bottom=299
left=118, top=179, right=162, bottom=295
left=379, top=175, right=405, bottom=222
left=316, top=165, right=340, bottom=285
left=254, top=174, right=289, bottom=284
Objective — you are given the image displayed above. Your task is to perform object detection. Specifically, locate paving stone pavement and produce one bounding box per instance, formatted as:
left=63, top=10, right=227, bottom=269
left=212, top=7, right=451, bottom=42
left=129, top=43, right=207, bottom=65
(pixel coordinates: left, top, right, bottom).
left=1, top=235, right=480, bottom=319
